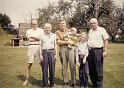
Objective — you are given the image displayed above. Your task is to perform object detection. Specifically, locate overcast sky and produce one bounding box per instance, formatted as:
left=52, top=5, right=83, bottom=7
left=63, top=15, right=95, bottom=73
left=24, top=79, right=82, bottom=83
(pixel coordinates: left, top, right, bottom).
left=0, top=0, right=123, bottom=27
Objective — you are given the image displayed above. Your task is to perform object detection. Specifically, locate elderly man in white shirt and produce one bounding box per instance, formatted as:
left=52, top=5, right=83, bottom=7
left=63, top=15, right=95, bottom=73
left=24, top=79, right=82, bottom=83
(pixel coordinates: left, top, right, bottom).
left=88, top=18, right=109, bottom=88
left=23, top=19, right=44, bottom=86
left=40, top=23, right=57, bottom=87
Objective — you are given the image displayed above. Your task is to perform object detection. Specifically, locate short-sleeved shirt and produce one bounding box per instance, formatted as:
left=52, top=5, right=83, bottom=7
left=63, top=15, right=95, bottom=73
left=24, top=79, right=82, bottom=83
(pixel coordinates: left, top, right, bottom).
left=56, top=29, right=67, bottom=40
left=88, top=27, right=109, bottom=48
left=41, top=33, right=56, bottom=49
left=26, top=28, right=44, bottom=44
left=55, top=29, right=68, bottom=46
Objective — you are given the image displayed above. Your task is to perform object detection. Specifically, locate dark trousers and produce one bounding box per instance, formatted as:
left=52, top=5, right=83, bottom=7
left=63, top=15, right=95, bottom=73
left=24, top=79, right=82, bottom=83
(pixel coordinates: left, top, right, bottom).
left=88, top=48, right=103, bottom=88
left=42, top=49, right=55, bottom=86
left=78, top=54, right=89, bottom=87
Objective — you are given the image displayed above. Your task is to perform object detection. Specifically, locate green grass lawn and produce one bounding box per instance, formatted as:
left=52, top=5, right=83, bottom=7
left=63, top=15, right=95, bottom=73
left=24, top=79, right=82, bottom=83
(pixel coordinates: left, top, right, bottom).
left=0, top=40, right=124, bottom=88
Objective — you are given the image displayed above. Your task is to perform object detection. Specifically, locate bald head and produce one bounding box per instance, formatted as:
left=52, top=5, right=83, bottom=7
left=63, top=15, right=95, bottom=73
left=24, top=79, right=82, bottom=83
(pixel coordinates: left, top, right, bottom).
left=44, top=23, right=52, bottom=28
left=90, top=18, right=98, bottom=30
left=31, top=19, right=37, bottom=24
left=90, top=18, right=98, bottom=23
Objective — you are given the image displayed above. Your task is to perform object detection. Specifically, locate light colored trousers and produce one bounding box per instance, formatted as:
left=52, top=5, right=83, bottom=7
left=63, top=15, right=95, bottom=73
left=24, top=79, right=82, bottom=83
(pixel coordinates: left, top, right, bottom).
left=59, top=46, right=76, bottom=84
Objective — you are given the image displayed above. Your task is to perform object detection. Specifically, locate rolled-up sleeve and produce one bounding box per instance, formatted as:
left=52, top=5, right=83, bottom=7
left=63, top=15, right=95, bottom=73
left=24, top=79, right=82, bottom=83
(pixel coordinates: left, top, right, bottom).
left=102, top=28, right=109, bottom=41
left=55, top=31, right=60, bottom=41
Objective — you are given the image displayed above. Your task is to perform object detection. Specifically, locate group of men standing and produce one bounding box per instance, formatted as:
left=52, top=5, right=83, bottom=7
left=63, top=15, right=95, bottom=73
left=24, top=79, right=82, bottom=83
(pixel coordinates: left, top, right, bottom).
left=23, top=18, right=109, bottom=88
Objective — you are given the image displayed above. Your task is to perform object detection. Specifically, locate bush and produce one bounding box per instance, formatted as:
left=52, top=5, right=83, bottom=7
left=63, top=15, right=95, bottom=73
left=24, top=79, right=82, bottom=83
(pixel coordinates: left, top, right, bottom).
left=0, top=29, right=14, bottom=46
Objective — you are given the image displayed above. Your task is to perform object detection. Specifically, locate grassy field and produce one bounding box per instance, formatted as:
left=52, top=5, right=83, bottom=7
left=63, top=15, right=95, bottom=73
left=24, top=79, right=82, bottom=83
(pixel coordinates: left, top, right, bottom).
left=0, top=37, right=124, bottom=88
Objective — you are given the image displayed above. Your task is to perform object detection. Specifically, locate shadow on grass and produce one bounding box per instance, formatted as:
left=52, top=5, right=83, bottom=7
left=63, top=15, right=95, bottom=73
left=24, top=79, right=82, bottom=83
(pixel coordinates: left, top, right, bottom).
left=17, top=75, right=92, bottom=88
left=55, top=77, right=92, bottom=88
left=110, top=41, right=124, bottom=44
left=54, top=77, right=63, bottom=85
left=17, top=75, right=67, bottom=88
left=17, top=75, right=42, bottom=87
left=88, top=82, right=93, bottom=88
left=17, top=75, right=66, bottom=87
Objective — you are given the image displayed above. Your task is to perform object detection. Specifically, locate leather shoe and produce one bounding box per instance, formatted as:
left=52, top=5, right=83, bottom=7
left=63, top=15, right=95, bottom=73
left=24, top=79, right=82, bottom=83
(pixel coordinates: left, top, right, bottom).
left=64, top=82, right=68, bottom=86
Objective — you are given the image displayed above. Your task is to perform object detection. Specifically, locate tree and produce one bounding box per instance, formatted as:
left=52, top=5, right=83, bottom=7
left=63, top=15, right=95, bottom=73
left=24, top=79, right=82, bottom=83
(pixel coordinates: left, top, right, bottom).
left=97, top=0, right=118, bottom=41
left=117, top=5, right=124, bottom=34
left=69, top=0, right=90, bottom=29
left=0, top=13, right=11, bottom=27
left=70, top=0, right=120, bottom=41
left=0, top=13, right=18, bottom=35
left=37, top=0, right=123, bottom=41
left=37, top=0, right=73, bottom=32
left=37, top=3, right=56, bottom=28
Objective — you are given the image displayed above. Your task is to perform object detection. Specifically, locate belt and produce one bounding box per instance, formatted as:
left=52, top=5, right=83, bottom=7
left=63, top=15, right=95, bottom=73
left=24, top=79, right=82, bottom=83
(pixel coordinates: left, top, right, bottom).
left=59, top=45, right=68, bottom=48
left=42, top=48, right=54, bottom=51
left=90, top=47, right=103, bottom=49
left=59, top=45, right=68, bottom=47
left=29, top=44, right=39, bottom=45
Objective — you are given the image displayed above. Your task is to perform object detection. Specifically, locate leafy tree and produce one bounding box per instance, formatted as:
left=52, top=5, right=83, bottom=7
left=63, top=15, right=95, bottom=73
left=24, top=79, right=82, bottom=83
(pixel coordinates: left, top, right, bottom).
left=37, top=0, right=123, bottom=41
left=0, top=13, right=11, bottom=27
left=70, top=0, right=120, bottom=41
left=0, top=13, right=18, bottom=35
left=117, top=6, right=124, bottom=34
left=37, top=0, right=72, bottom=32
left=37, top=3, right=56, bottom=29
left=97, top=0, right=118, bottom=41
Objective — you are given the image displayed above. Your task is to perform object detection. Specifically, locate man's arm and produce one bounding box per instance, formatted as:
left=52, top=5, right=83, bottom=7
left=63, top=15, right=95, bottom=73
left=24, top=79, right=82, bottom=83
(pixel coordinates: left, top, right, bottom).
left=56, top=31, right=68, bottom=45
left=56, top=31, right=73, bottom=46
left=103, top=39, right=109, bottom=57
left=103, top=39, right=109, bottom=52
left=39, top=39, right=43, bottom=61
left=26, top=33, right=40, bottom=42
left=75, top=45, right=80, bottom=67
left=54, top=35, right=58, bottom=60
left=30, top=37, right=40, bottom=41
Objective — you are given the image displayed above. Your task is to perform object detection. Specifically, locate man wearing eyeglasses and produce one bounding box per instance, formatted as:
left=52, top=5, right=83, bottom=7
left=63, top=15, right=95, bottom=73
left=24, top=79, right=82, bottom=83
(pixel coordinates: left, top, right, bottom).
left=23, top=19, right=44, bottom=86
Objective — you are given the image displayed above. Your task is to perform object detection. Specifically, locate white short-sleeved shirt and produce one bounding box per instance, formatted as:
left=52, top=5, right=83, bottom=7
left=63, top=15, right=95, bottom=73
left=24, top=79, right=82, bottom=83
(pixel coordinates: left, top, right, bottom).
left=88, top=27, right=109, bottom=48
left=41, top=33, right=56, bottom=49
left=26, top=28, right=44, bottom=44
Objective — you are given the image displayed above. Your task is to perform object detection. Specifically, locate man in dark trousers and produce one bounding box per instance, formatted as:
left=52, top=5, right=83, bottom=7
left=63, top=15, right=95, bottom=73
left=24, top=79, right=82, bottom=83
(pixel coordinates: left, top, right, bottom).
left=40, top=23, right=57, bottom=88
left=88, top=18, right=109, bottom=88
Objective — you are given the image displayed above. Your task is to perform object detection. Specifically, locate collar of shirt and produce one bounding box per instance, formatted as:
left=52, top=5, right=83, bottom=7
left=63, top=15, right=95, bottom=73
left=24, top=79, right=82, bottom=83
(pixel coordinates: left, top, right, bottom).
left=44, top=32, right=53, bottom=36
left=59, top=28, right=68, bottom=32
left=91, top=26, right=99, bottom=31
left=31, top=28, right=38, bottom=30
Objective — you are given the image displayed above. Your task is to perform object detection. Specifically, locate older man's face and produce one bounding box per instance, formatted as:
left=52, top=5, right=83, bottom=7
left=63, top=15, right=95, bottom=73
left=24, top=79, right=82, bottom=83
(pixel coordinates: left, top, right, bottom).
left=90, top=19, right=98, bottom=30
left=44, top=24, right=52, bottom=34
left=31, top=20, right=38, bottom=29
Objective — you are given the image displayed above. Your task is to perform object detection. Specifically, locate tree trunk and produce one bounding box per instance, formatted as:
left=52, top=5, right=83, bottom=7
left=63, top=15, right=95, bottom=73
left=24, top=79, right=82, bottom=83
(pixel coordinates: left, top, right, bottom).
left=111, top=35, right=116, bottom=42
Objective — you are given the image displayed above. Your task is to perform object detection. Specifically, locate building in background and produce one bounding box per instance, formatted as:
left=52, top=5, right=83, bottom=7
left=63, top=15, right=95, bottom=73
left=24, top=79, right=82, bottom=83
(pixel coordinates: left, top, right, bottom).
left=18, top=22, right=31, bottom=45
